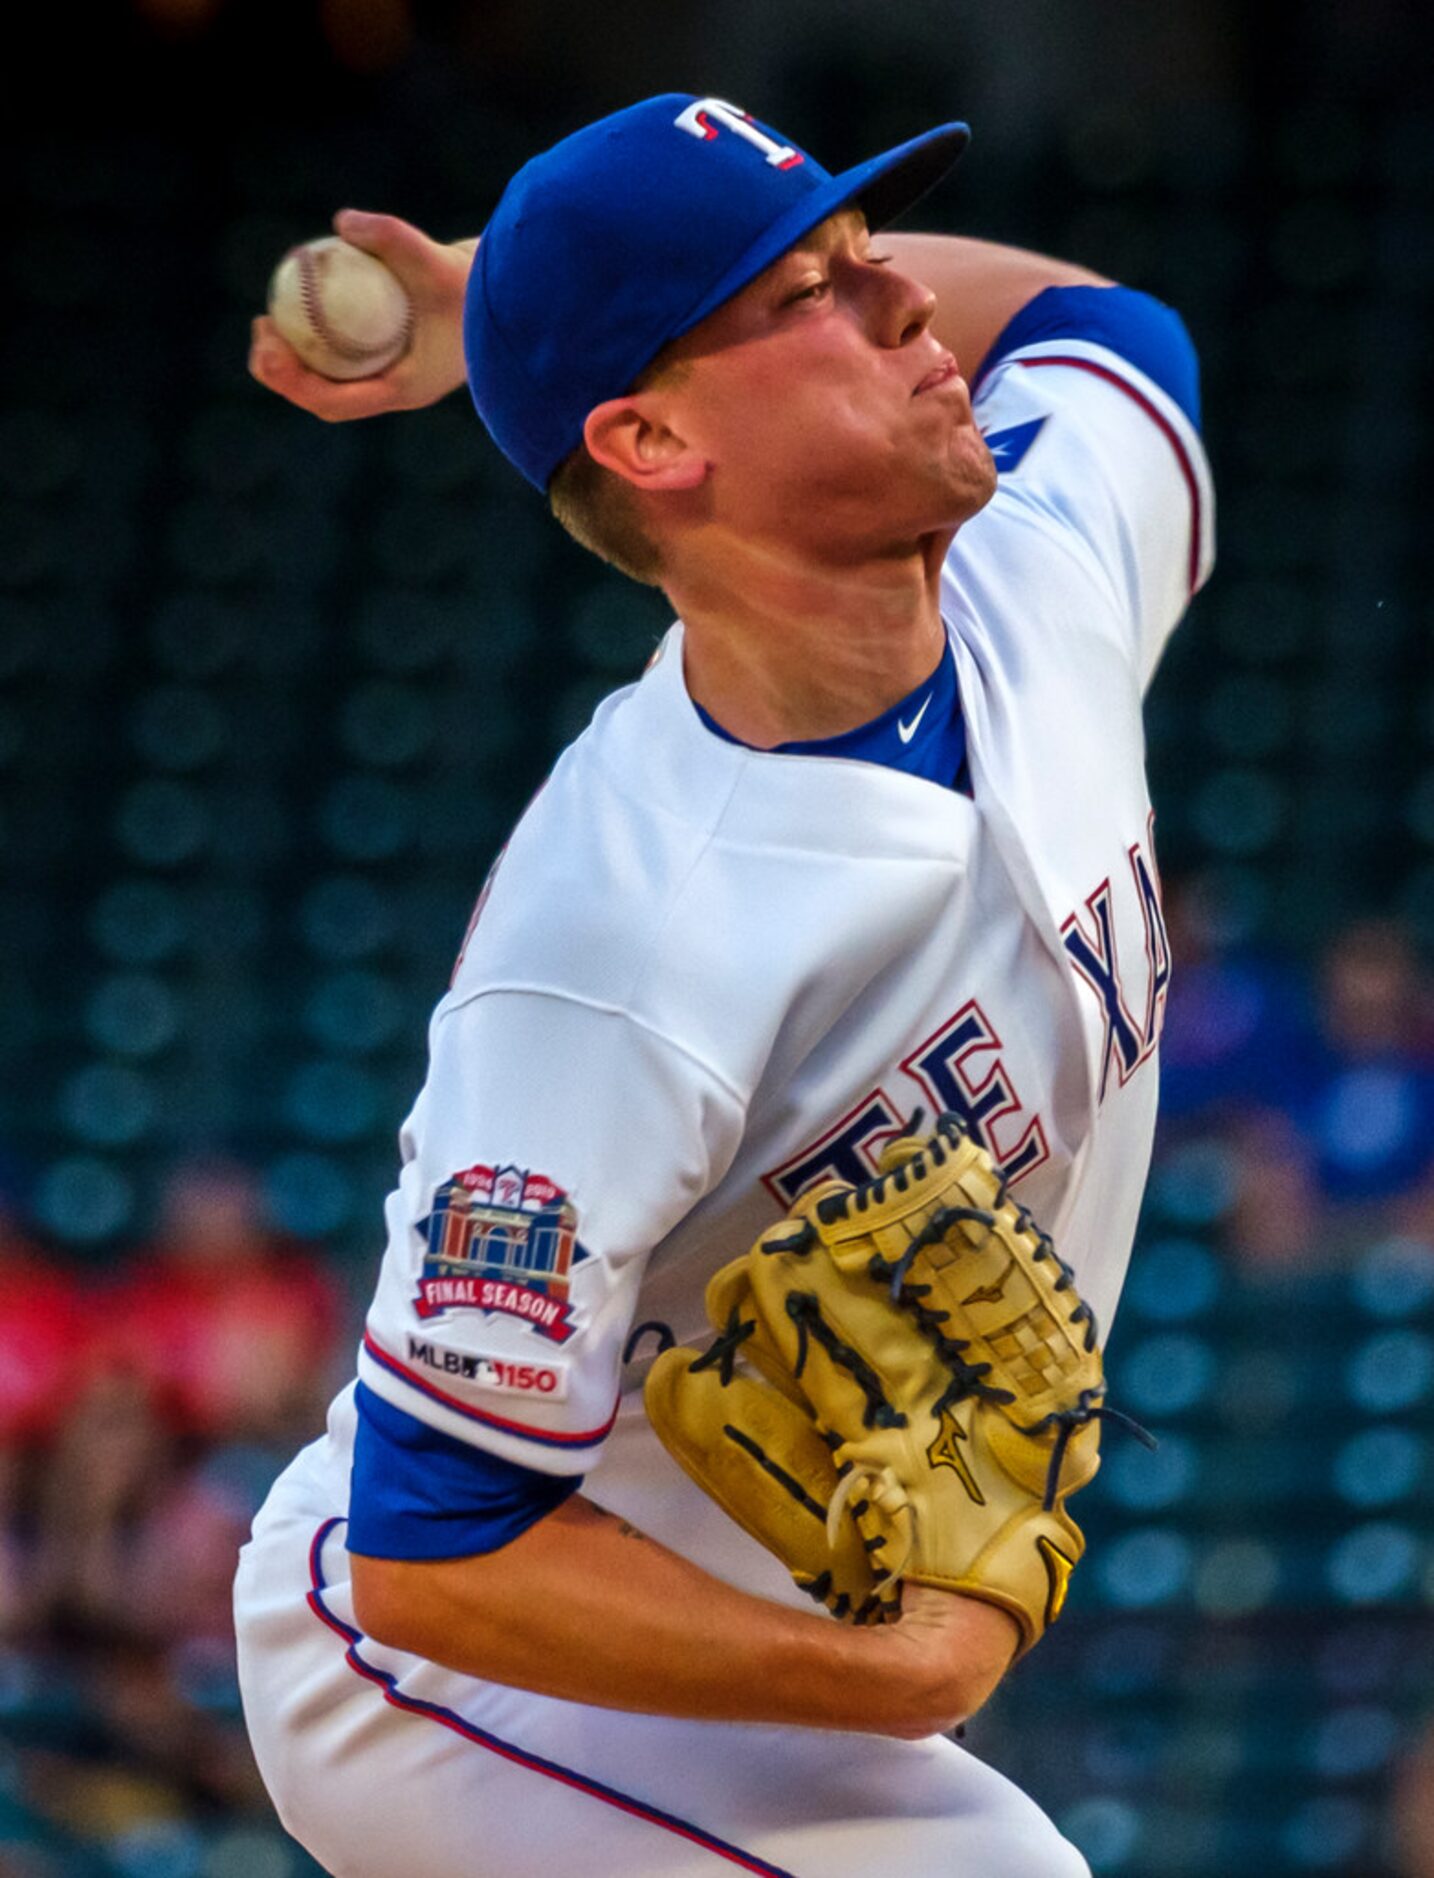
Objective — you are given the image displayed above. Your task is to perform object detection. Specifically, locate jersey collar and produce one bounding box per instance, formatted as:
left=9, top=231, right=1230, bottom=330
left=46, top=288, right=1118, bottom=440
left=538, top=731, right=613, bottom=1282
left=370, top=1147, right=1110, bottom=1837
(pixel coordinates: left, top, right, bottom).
left=690, top=640, right=968, bottom=792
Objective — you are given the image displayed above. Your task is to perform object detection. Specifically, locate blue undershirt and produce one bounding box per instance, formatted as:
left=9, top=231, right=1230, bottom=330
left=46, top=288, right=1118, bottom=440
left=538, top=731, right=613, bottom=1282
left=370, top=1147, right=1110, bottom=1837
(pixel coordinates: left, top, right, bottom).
left=695, top=638, right=970, bottom=791
left=346, top=282, right=1202, bottom=1566
left=348, top=1381, right=581, bottom=1560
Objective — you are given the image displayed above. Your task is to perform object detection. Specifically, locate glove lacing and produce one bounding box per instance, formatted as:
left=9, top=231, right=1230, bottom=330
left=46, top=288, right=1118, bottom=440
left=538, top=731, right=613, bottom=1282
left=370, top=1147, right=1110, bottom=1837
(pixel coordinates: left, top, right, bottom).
left=784, top=1292, right=907, bottom=1430
left=1017, top=1388, right=1158, bottom=1510
left=687, top=1305, right=757, bottom=1384
left=826, top=1461, right=914, bottom=1595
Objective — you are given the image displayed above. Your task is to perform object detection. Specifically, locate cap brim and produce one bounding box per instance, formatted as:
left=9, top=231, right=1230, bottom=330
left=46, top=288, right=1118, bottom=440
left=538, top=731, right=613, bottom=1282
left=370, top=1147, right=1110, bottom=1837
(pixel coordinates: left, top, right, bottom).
left=670, top=121, right=969, bottom=343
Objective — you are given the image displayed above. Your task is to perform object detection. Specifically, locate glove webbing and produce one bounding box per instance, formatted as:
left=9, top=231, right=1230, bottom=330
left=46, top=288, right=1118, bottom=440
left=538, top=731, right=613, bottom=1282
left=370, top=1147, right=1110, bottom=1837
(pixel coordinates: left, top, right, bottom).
left=863, top=1180, right=1099, bottom=1360
left=863, top=1200, right=1022, bottom=1418
left=870, top=1268, right=1019, bottom=1422
left=760, top=1193, right=1019, bottom=1434
left=809, top=1166, right=1153, bottom=1511
left=995, top=1186, right=1100, bottom=1356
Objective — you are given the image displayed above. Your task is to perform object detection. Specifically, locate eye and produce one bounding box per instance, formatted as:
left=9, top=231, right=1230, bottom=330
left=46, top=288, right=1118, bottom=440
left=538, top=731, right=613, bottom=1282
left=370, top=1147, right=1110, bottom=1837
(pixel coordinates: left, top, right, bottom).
left=866, top=252, right=895, bottom=267
left=786, top=277, right=831, bottom=306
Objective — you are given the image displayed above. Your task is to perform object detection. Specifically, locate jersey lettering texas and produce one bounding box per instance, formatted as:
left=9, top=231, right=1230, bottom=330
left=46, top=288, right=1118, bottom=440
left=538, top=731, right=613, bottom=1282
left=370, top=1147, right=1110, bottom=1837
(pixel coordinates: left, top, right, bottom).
left=765, top=999, right=1049, bottom=1205
left=766, top=826, right=1169, bottom=1203
left=1060, top=822, right=1171, bottom=1103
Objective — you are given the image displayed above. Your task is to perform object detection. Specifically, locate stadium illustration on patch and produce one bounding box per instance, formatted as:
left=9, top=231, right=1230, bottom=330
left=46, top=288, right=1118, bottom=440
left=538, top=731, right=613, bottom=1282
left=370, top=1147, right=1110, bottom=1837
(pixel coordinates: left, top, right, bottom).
left=414, top=1164, right=588, bottom=1343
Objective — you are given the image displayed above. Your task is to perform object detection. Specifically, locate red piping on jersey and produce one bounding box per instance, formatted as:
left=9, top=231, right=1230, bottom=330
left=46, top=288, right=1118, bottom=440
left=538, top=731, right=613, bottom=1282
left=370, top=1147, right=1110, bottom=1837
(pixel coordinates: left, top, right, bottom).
left=1015, top=354, right=1205, bottom=595
left=362, top=1330, right=619, bottom=1448
left=305, top=1519, right=797, bottom=1877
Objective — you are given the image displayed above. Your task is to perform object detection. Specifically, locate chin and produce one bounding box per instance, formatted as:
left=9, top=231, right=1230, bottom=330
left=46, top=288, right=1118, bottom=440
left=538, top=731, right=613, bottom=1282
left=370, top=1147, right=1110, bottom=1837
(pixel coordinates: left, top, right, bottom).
left=945, top=427, right=999, bottom=516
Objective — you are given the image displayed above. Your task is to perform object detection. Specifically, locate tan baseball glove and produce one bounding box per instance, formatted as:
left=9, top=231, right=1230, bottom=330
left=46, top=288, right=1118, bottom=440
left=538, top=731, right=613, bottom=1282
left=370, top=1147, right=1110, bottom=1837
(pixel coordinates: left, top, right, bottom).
left=644, top=1113, right=1152, bottom=1650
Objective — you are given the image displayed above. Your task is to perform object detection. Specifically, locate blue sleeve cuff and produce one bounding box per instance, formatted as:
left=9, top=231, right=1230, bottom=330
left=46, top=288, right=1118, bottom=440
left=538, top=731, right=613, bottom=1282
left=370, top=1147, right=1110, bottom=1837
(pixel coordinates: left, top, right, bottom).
left=347, top=1380, right=582, bottom=1560
left=973, top=284, right=1202, bottom=430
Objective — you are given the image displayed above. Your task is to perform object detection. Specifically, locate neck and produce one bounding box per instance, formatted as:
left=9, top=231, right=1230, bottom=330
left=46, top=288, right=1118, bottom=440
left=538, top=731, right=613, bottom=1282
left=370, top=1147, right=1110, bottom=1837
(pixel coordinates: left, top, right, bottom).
left=665, top=527, right=957, bottom=747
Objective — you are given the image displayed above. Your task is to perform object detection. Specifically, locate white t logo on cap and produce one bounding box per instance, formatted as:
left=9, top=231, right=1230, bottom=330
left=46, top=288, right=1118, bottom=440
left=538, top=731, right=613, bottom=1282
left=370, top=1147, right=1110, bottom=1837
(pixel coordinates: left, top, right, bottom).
left=674, top=98, right=804, bottom=171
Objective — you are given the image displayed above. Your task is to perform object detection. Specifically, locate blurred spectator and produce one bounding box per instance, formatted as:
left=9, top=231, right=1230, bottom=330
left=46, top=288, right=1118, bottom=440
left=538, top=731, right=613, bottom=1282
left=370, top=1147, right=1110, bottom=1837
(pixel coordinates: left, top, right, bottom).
left=1219, top=1108, right=1326, bottom=1272
left=0, top=1211, right=92, bottom=1453
left=0, top=1205, right=96, bottom=1639
left=1301, top=921, right=1434, bottom=1211
left=1157, top=874, right=1322, bottom=1123
left=0, top=1158, right=348, bottom=1861
left=18, top=1371, right=266, bottom=1822
left=23, top=1368, right=242, bottom=1649
left=1319, top=921, right=1434, bottom=1064
left=101, top=1160, right=346, bottom=1447
left=1161, top=903, right=1434, bottom=1251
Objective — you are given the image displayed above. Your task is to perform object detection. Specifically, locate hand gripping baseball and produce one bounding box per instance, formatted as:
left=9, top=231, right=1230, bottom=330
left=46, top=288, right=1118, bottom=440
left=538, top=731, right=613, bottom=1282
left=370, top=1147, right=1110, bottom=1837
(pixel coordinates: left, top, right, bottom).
left=645, top=1114, right=1153, bottom=1649
left=251, top=211, right=472, bottom=421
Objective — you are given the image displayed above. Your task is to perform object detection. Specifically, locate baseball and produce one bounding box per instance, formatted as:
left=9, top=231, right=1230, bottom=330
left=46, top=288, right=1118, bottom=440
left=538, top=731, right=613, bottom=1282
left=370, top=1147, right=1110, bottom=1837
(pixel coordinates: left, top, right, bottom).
left=267, top=235, right=412, bottom=380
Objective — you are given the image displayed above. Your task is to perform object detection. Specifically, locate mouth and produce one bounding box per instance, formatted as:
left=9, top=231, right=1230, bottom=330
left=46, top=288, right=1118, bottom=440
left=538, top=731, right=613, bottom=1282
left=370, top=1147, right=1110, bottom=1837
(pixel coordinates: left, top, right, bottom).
left=913, top=356, right=961, bottom=396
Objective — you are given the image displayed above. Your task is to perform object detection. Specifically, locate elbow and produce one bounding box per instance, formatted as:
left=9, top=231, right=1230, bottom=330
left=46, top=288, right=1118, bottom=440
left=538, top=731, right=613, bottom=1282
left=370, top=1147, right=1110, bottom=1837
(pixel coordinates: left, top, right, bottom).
left=350, top=1552, right=433, bottom=1656
left=348, top=1547, right=517, bottom=1681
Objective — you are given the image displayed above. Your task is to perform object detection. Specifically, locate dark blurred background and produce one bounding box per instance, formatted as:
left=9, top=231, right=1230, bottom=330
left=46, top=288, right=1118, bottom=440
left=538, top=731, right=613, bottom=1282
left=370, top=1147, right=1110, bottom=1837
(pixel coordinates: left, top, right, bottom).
left=1, top=2, right=1432, bottom=1874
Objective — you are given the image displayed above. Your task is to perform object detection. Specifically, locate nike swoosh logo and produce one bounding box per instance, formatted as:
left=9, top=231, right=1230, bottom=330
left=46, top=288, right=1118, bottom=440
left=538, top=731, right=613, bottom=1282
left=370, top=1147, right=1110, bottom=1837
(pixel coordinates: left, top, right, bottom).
left=898, top=695, right=932, bottom=744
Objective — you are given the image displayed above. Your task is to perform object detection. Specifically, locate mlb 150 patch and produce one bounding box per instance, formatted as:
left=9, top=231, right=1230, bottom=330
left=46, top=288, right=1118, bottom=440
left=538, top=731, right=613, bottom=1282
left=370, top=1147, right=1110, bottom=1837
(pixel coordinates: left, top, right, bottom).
left=414, top=1164, right=590, bottom=1343
left=404, top=1335, right=569, bottom=1398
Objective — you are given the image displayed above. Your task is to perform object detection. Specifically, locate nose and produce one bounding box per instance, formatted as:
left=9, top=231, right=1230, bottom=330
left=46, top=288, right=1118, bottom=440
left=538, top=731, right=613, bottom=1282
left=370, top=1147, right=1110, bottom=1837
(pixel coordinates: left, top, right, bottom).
left=874, top=262, right=937, bottom=349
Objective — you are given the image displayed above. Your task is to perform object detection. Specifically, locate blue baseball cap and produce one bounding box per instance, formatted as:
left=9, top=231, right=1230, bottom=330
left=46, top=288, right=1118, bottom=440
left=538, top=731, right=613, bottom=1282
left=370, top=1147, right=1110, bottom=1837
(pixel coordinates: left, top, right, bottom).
left=464, top=94, right=969, bottom=491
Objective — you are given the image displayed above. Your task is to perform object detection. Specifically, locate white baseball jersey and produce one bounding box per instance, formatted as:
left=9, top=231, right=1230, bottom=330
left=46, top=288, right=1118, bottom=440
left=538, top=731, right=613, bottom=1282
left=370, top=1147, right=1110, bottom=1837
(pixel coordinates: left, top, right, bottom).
left=236, top=292, right=1213, bottom=1878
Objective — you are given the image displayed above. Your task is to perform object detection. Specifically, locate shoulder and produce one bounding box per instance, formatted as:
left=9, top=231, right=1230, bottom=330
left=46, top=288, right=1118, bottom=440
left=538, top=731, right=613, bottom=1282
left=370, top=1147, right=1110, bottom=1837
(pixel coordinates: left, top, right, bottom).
left=971, top=284, right=1210, bottom=553
left=970, top=286, right=1213, bottom=569
left=443, top=632, right=760, bottom=1059
left=972, top=283, right=1202, bottom=429
left=951, top=285, right=1215, bottom=691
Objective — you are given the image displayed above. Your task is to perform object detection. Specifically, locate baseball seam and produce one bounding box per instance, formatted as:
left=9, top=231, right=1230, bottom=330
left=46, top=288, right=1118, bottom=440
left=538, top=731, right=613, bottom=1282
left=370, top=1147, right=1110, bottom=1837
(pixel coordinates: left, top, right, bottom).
left=294, top=245, right=410, bottom=366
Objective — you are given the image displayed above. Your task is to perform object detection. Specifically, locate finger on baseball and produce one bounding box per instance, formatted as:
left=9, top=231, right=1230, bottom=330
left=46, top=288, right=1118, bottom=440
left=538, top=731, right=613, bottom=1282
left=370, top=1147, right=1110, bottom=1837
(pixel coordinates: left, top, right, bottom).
left=333, top=207, right=440, bottom=282
left=272, top=371, right=400, bottom=421
left=248, top=315, right=299, bottom=384
left=248, top=318, right=320, bottom=402
left=248, top=316, right=398, bottom=420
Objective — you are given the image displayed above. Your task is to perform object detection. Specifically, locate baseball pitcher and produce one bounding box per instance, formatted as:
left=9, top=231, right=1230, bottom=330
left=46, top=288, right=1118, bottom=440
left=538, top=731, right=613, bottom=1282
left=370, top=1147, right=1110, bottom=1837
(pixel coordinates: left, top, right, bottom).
left=234, top=94, right=1213, bottom=1876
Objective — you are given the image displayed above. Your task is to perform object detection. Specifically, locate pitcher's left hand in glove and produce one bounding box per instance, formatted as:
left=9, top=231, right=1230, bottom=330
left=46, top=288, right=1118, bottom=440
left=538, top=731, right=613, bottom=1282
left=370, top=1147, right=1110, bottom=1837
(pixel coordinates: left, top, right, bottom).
left=644, top=1113, right=1152, bottom=1653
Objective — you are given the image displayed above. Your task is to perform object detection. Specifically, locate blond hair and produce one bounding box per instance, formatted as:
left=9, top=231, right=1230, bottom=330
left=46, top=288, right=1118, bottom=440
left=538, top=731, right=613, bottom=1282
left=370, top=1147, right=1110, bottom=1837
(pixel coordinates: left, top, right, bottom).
left=548, top=444, right=663, bottom=586
left=546, top=354, right=692, bottom=587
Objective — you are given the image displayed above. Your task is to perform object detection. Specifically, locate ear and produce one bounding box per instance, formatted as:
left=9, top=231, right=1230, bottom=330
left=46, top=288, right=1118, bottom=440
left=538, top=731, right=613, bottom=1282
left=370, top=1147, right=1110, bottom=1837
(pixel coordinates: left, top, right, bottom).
left=583, top=396, right=709, bottom=492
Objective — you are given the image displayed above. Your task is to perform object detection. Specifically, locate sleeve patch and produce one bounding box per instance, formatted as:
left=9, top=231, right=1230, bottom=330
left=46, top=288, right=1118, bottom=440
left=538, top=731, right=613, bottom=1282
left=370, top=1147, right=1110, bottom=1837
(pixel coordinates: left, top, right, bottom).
left=416, top=1162, right=590, bottom=1344
left=363, top=1330, right=617, bottom=1448
left=403, top=1334, right=569, bottom=1400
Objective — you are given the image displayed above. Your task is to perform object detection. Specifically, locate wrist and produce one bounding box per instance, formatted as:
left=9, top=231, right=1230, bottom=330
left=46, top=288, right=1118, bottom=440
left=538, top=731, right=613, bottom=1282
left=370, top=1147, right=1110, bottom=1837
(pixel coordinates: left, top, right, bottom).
left=866, top=1587, right=1021, bottom=1740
